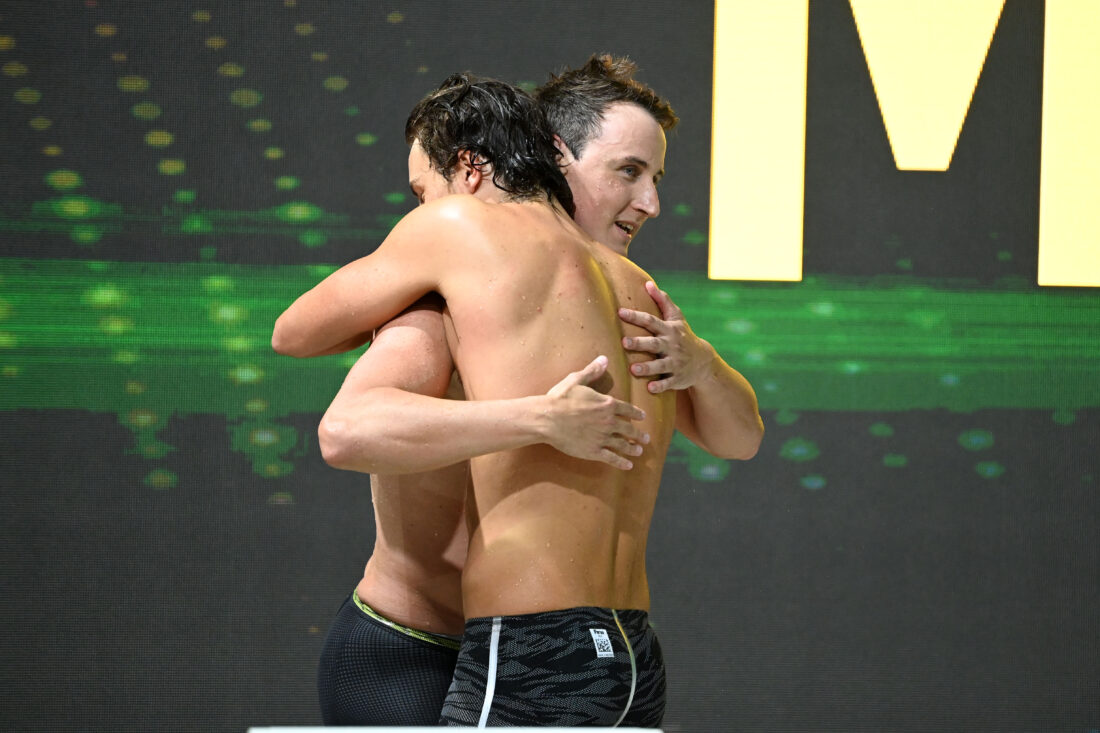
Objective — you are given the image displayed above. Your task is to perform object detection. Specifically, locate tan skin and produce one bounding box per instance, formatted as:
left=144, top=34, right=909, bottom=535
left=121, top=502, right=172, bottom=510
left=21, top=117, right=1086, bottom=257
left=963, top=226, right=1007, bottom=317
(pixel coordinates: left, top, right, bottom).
left=318, top=298, right=469, bottom=633
left=558, top=104, right=763, bottom=457
left=275, top=140, right=681, bottom=615
left=318, top=296, right=647, bottom=631
left=278, top=104, right=762, bottom=628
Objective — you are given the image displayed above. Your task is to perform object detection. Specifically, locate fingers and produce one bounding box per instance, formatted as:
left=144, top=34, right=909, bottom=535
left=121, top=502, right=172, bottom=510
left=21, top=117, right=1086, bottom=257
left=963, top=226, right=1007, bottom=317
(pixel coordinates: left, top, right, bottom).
left=599, top=406, right=650, bottom=470
left=630, top=356, right=672, bottom=378
left=597, top=435, right=646, bottom=471
left=581, top=408, right=650, bottom=469
left=627, top=357, right=678, bottom=392
left=646, top=376, right=676, bottom=394
left=609, top=410, right=649, bottom=445
left=598, top=449, right=634, bottom=471
left=605, top=436, right=644, bottom=458
left=618, top=307, right=664, bottom=333
left=613, top=398, right=647, bottom=424
left=622, top=334, right=665, bottom=354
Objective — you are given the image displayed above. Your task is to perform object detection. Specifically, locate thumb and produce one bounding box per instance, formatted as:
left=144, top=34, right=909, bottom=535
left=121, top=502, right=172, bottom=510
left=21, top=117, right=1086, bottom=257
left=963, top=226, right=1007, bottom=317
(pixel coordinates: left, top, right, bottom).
left=574, top=354, right=609, bottom=386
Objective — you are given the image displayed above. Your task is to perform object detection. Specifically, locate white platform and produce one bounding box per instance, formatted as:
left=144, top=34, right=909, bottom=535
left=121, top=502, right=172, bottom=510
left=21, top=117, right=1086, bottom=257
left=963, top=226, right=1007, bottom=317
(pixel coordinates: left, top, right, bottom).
left=248, top=728, right=661, bottom=732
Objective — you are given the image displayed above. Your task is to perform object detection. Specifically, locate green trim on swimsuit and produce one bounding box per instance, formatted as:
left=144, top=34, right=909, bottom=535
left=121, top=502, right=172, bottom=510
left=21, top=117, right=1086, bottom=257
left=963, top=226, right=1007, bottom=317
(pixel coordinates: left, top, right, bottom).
left=352, top=590, right=462, bottom=650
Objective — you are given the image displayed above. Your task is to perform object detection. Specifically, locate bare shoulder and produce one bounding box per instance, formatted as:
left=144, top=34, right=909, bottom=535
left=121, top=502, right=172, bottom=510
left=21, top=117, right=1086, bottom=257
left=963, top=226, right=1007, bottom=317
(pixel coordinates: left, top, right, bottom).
left=387, top=194, right=487, bottom=243
left=595, top=250, right=660, bottom=312
left=428, top=193, right=493, bottom=222
left=622, top=256, right=656, bottom=285
left=407, top=194, right=498, bottom=237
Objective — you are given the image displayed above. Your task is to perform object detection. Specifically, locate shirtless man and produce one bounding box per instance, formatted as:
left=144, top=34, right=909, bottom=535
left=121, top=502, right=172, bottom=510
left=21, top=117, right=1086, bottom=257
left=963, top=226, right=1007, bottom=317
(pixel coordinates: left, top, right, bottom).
left=276, top=62, right=763, bottom=727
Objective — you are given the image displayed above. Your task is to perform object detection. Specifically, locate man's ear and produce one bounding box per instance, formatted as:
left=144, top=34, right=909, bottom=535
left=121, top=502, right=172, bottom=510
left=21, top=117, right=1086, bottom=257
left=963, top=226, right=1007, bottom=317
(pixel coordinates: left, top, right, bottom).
left=553, top=134, right=576, bottom=166
left=453, top=149, right=484, bottom=193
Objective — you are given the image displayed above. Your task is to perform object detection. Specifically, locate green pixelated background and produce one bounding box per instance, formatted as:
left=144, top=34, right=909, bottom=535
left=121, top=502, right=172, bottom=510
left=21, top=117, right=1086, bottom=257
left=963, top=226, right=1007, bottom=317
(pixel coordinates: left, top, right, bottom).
left=1, top=2, right=1097, bottom=732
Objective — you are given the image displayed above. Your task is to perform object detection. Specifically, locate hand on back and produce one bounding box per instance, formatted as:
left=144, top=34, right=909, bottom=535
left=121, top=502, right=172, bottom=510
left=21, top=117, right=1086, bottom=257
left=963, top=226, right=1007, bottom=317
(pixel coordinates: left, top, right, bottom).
left=618, top=280, right=714, bottom=394
left=542, top=355, right=649, bottom=470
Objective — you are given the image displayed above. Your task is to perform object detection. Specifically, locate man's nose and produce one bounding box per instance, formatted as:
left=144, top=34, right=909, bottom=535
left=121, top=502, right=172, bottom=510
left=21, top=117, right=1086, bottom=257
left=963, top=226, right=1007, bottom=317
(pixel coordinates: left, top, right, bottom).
left=635, top=183, right=660, bottom=219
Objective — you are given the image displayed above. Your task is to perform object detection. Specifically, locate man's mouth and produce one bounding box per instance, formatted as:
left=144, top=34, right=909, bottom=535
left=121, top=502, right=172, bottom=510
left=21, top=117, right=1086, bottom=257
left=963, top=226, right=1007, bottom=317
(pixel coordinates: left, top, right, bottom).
left=615, top=221, right=636, bottom=237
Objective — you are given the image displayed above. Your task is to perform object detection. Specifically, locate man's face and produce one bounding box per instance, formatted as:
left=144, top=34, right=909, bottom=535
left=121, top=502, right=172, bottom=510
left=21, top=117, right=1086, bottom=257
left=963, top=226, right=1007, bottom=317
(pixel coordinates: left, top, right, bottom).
left=561, top=102, right=667, bottom=255
left=407, top=140, right=456, bottom=205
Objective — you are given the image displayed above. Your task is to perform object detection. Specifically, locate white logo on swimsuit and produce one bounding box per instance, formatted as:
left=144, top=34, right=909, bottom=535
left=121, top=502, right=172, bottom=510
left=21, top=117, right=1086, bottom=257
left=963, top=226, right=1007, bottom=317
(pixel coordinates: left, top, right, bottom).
left=589, top=628, right=614, bottom=658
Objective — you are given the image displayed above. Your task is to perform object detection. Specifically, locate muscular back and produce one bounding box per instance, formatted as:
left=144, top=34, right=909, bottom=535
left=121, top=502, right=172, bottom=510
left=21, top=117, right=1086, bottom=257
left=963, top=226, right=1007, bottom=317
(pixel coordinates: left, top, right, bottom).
left=435, top=197, right=676, bottom=617
left=284, top=192, right=677, bottom=618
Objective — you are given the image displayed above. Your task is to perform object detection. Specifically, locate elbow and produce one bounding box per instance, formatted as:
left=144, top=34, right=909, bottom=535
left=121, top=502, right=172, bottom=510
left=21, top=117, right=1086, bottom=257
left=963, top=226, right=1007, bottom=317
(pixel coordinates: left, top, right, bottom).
left=317, top=415, right=349, bottom=469
left=731, top=431, right=763, bottom=461
left=733, top=416, right=765, bottom=460
left=739, top=417, right=766, bottom=460
left=317, top=413, right=373, bottom=472
left=711, top=416, right=765, bottom=461
left=712, top=442, right=759, bottom=462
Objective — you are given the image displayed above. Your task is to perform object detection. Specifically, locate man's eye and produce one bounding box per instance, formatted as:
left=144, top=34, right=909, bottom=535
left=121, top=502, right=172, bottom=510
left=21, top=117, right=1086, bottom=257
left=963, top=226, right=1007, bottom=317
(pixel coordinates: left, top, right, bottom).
left=622, top=166, right=638, bottom=177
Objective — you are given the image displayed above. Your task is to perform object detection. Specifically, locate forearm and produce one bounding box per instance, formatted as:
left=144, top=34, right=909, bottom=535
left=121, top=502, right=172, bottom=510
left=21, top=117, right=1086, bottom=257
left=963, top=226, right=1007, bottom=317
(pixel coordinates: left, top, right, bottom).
left=319, top=387, right=554, bottom=474
left=272, top=238, right=439, bottom=359
left=271, top=285, right=375, bottom=358
left=678, top=343, right=764, bottom=460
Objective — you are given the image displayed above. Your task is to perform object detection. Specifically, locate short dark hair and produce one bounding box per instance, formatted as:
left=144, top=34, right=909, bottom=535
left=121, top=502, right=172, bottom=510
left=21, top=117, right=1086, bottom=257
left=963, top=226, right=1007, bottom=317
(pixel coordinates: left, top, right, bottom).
left=536, top=54, right=679, bottom=159
left=405, top=73, right=575, bottom=217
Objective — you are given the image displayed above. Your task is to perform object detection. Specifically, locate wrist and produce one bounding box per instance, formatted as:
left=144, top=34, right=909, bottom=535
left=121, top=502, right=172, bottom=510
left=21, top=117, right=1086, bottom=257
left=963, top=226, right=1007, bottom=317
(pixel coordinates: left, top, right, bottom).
left=523, top=394, right=557, bottom=445
left=690, top=338, right=721, bottom=387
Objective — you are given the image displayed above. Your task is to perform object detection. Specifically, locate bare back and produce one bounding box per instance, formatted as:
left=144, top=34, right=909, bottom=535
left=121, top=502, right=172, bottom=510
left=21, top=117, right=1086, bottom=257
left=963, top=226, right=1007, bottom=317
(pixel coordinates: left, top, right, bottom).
left=438, top=198, right=676, bottom=617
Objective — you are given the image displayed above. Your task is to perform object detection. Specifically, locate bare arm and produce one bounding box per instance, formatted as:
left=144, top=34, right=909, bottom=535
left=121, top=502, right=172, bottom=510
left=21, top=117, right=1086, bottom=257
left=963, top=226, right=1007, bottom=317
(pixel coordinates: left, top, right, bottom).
left=271, top=199, right=462, bottom=358
left=274, top=199, right=650, bottom=471
left=322, top=354, right=650, bottom=474
left=619, top=280, right=764, bottom=460
left=318, top=299, right=650, bottom=474
left=318, top=296, right=455, bottom=468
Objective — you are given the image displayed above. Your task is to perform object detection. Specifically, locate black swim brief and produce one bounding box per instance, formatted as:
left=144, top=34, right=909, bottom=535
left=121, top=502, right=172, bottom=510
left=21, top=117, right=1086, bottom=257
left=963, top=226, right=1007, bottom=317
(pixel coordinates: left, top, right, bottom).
left=317, top=591, right=460, bottom=726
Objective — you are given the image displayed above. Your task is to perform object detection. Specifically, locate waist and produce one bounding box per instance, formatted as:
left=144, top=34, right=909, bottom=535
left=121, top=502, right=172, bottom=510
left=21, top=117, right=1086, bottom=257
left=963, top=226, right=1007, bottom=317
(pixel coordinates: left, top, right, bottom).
left=461, top=542, right=650, bottom=618
left=359, top=557, right=464, bottom=635
left=462, top=605, right=652, bottom=634
left=350, top=590, right=462, bottom=650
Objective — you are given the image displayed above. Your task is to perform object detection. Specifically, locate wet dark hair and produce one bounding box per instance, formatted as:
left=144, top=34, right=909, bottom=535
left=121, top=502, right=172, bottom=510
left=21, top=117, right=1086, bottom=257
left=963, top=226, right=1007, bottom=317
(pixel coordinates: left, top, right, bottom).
left=536, top=54, right=678, bottom=159
left=405, top=73, right=575, bottom=217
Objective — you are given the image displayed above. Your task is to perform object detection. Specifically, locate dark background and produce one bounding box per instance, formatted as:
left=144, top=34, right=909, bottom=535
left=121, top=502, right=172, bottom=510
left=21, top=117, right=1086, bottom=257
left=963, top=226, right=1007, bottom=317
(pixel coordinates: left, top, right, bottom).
left=1, top=2, right=1097, bottom=731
